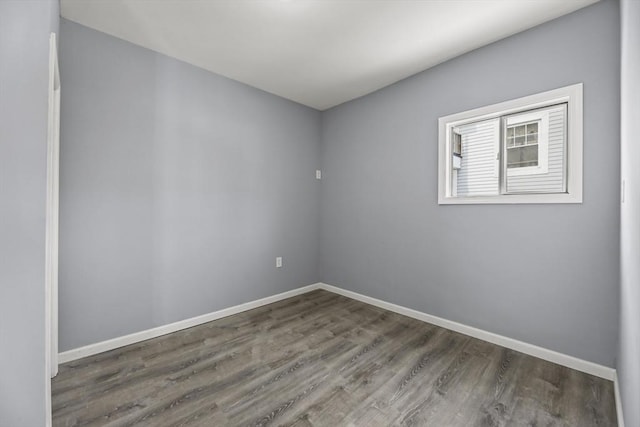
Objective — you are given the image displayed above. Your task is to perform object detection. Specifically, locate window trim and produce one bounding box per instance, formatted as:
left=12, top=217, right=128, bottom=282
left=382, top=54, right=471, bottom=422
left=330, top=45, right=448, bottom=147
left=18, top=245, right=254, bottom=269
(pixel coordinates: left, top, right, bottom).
left=437, top=83, right=583, bottom=205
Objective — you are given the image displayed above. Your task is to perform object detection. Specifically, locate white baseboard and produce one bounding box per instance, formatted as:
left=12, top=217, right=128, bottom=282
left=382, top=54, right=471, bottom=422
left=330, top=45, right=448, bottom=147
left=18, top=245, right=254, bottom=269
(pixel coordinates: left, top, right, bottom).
left=58, top=283, right=322, bottom=363
left=614, top=372, right=625, bottom=427
left=316, top=283, right=616, bottom=381
left=59, top=281, right=615, bottom=383
left=57, top=281, right=624, bottom=424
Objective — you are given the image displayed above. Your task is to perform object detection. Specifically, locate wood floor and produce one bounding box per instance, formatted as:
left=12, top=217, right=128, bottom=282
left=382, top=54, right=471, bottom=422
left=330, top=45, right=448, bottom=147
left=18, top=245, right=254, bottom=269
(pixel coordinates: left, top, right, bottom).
left=52, top=290, right=617, bottom=426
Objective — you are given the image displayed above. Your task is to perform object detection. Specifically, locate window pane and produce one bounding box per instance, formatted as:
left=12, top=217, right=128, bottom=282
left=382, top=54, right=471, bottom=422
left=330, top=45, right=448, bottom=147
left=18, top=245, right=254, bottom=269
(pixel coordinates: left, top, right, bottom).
left=454, top=118, right=500, bottom=196
left=526, top=133, right=538, bottom=144
left=507, top=145, right=538, bottom=168
left=526, top=122, right=538, bottom=144
left=453, top=132, right=462, bottom=155
left=505, top=104, right=567, bottom=194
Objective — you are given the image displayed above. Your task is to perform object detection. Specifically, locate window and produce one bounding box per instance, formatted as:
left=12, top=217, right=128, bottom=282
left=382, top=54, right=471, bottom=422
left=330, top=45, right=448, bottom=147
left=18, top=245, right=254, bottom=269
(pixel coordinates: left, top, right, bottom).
left=507, top=120, right=540, bottom=170
left=438, top=84, right=583, bottom=204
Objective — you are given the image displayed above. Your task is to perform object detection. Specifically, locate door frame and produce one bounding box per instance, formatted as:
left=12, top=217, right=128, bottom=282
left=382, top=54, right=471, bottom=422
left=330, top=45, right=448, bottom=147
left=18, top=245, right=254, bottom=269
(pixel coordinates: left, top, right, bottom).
left=45, top=31, right=60, bottom=426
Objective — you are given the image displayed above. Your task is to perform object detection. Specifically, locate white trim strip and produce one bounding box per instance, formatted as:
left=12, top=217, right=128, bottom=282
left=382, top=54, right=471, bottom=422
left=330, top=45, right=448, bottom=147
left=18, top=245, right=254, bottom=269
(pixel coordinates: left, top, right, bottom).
left=316, top=283, right=615, bottom=381
left=59, top=282, right=615, bottom=383
left=45, top=31, right=60, bottom=427
left=614, top=372, right=626, bottom=427
left=58, top=283, right=322, bottom=363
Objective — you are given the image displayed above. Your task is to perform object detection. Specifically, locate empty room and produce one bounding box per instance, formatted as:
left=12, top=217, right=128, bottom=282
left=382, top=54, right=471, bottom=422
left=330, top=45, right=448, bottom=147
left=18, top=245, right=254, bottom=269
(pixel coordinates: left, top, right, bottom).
left=1, top=0, right=639, bottom=425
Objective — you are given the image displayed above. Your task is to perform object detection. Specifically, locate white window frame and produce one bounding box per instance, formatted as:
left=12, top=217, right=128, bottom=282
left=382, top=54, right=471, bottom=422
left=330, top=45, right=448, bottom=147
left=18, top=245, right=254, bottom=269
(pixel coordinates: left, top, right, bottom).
left=438, top=83, right=583, bottom=205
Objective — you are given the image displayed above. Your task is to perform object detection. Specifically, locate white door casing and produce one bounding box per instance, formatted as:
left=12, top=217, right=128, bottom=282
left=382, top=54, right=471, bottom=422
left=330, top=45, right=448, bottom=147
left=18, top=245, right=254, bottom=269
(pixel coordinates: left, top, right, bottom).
left=45, top=32, right=60, bottom=380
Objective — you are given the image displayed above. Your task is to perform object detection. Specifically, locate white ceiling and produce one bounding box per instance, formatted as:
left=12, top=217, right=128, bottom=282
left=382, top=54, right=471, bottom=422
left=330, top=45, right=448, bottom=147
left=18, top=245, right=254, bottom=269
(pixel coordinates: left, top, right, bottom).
left=61, top=0, right=598, bottom=111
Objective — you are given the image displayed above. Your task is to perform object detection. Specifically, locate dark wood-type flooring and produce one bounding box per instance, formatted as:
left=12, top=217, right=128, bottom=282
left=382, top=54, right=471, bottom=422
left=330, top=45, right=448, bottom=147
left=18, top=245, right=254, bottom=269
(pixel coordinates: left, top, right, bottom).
left=52, top=290, right=617, bottom=426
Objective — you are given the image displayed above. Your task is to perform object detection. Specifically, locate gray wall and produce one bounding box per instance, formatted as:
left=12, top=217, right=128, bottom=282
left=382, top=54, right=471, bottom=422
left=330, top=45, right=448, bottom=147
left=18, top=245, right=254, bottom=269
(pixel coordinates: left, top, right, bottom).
left=619, top=0, right=640, bottom=424
left=0, top=0, right=59, bottom=425
left=59, top=19, right=321, bottom=351
left=319, top=0, right=620, bottom=367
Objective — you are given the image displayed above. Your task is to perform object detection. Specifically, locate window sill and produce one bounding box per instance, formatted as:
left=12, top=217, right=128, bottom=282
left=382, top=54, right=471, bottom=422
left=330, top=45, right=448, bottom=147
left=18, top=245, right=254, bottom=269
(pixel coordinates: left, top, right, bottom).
left=438, top=192, right=582, bottom=205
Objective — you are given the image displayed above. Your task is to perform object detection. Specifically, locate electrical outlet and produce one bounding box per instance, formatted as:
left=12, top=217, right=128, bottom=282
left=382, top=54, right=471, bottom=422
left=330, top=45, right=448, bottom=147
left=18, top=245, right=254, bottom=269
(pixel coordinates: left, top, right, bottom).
left=276, top=257, right=283, bottom=268
left=316, top=170, right=322, bottom=180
